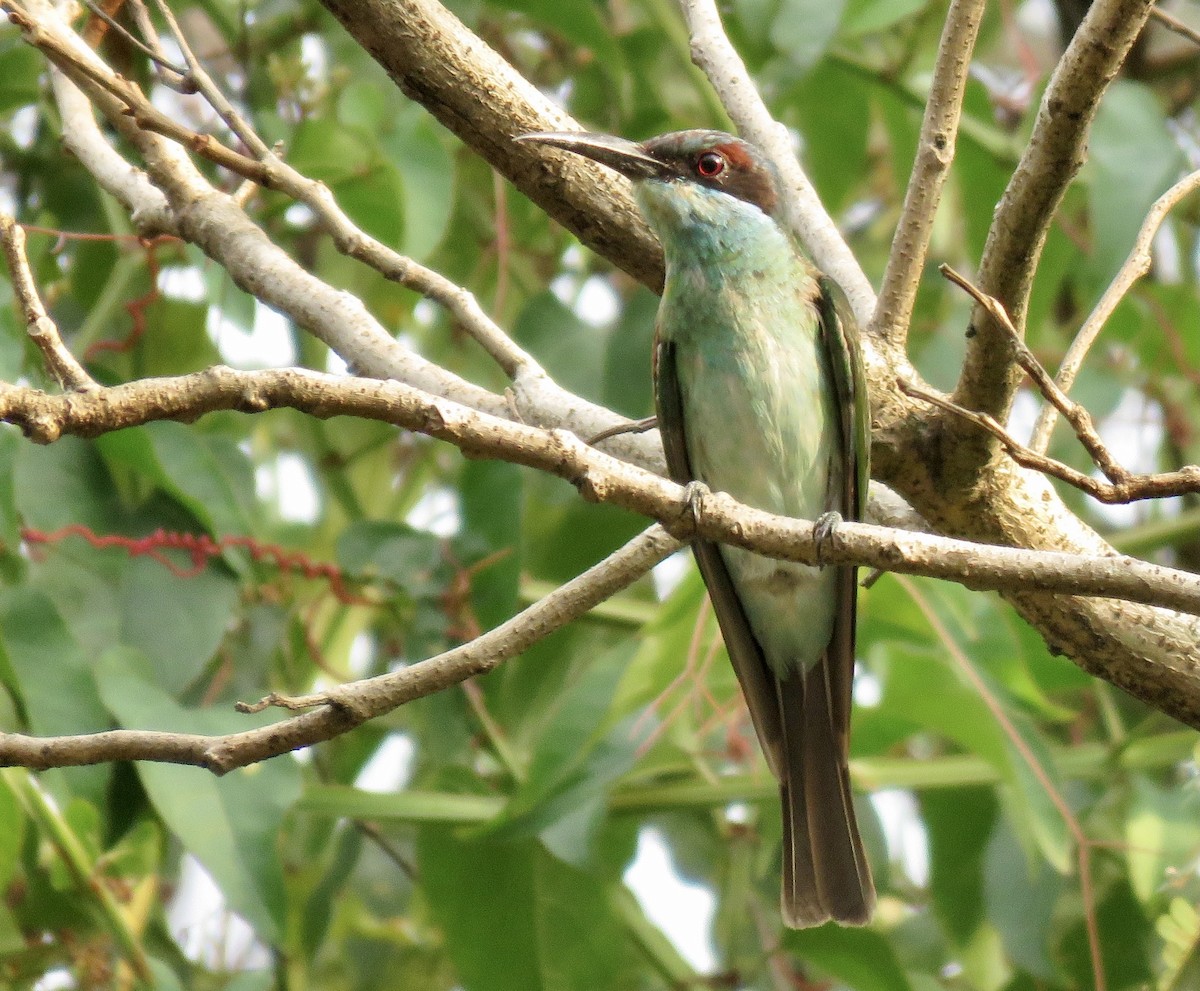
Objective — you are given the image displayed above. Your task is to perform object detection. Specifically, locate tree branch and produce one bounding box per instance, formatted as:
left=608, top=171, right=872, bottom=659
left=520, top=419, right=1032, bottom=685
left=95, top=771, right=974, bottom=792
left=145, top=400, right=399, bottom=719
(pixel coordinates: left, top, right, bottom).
left=5, top=0, right=666, bottom=471
left=1029, top=168, right=1200, bottom=453
left=870, top=0, right=986, bottom=351
left=676, top=0, right=876, bottom=325
left=318, top=0, right=666, bottom=292
left=5, top=369, right=1200, bottom=633
left=0, top=525, right=682, bottom=772
left=0, top=214, right=96, bottom=392
left=956, top=0, right=1156, bottom=424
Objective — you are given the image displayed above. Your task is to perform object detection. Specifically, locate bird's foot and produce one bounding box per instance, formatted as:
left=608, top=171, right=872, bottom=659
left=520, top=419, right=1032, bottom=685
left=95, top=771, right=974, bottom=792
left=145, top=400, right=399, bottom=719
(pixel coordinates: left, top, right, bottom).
left=587, top=416, right=657, bottom=446
left=813, top=511, right=843, bottom=567
left=682, top=480, right=710, bottom=535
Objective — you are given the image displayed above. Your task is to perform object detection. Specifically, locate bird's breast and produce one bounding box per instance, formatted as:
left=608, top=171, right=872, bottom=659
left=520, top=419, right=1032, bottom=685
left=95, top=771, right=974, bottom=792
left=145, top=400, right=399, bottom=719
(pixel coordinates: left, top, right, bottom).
left=661, top=261, right=842, bottom=673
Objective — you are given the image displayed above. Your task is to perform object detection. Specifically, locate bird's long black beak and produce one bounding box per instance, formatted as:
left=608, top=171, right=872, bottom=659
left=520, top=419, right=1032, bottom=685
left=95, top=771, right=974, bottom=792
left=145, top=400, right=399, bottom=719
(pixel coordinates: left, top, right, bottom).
left=515, top=131, right=664, bottom=181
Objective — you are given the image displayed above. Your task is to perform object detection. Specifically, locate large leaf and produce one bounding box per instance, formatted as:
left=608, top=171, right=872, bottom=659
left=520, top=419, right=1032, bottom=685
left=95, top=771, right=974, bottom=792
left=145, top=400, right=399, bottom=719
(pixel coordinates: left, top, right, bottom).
left=95, top=648, right=301, bottom=942
left=784, top=923, right=915, bottom=991
left=1087, top=81, right=1186, bottom=285
left=417, top=829, right=636, bottom=991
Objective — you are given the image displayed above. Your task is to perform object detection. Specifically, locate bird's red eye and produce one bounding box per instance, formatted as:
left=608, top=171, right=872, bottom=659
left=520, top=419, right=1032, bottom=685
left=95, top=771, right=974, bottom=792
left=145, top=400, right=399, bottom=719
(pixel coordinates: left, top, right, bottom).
left=696, top=152, right=725, bottom=177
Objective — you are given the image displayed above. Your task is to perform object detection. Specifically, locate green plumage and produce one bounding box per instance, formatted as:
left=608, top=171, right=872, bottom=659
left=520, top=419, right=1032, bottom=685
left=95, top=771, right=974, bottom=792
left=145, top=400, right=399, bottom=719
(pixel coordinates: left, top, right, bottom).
left=518, top=128, right=875, bottom=928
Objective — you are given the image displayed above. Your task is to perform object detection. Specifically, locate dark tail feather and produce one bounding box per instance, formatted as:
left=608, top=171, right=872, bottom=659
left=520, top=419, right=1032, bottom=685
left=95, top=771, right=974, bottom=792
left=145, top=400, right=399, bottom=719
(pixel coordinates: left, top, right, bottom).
left=778, top=659, right=875, bottom=928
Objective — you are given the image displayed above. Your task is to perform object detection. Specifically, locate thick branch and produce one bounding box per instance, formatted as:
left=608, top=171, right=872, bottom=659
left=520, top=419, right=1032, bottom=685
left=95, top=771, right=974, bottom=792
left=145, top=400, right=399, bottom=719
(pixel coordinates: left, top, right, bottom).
left=5, top=370, right=1200, bottom=632
left=318, top=0, right=665, bottom=292
left=956, top=0, right=1156, bottom=423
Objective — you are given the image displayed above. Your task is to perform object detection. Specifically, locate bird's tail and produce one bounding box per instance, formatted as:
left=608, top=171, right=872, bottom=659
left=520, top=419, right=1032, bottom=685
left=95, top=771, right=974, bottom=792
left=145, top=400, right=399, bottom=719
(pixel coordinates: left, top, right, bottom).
left=778, top=655, right=875, bottom=928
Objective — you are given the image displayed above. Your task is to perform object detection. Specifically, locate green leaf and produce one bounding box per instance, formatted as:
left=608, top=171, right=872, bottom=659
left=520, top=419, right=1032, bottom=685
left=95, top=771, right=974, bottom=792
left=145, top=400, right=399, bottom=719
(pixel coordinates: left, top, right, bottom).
left=1125, top=778, right=1200, bottom=905
left=488, top=645, right=643, bottom=864
left=1087, top=81, right=1186, bottom=285
left=95, top=648, right=301, bottom=942
left=983, top=818, right=1062, bottom=980
left=96, top=421, right=256, bottom=538
left=484, top=0, right=620, bottom=64
left=336, top=519, right=443, bottom=597
left=771, top=0, right=847, bottom=70
left=0, top=587, right=108, bottom=739
left=784, top=923, right=915, bottom=991
left=417, top=830, right=634, bottom=991
left=0, top=773, right=24, bottom=890
left=118, top=554, right=240, bottom=696
left=459, top=459, right=522, bottom=629
left=385, top=111, right=458, bottom=261
left=842, top=0, right=929, bottom=35
left=923, top=787, right=995, bottom=943
left=0, top=38, right=42, bottom=114
left=0, top=588, right=111, bottom=804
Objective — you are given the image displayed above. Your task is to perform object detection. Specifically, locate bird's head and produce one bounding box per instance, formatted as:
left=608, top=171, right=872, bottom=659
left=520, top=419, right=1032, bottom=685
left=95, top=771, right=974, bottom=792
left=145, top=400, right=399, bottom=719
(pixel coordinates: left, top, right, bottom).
left=516, top=129, right=782, bottom=247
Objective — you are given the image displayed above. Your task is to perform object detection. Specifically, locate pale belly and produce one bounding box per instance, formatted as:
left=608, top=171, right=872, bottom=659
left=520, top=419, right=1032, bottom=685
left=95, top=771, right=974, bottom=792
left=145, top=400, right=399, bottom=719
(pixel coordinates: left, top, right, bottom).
left=675, top=310, right=840, bottom=675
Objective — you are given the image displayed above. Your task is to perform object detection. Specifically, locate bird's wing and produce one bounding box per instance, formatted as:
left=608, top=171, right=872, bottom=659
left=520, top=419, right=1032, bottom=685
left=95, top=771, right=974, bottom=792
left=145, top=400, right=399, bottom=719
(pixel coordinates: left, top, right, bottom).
left=796, top=275, right=873, bottom=922
left=816, top=275, right=870, bottom=732
left=654, top=338, right=785, bottom=776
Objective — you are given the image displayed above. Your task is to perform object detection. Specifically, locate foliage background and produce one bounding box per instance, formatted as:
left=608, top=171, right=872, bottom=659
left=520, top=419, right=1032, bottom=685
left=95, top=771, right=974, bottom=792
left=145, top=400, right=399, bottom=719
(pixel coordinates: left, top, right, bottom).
left=1, top=0, right=1200, bottom=989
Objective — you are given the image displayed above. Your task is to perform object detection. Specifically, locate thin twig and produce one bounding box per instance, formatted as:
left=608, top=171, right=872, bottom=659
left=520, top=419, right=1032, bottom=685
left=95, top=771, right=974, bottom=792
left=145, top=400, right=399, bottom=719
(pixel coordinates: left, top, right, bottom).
left=1150, top=6, right=1200, bottom=48
left=0, top=525, right=681, bottom=773
left=1029, top=169, right=1200, bottom=452
left=903, top=376, right=1200, bottom=503
left=81, top=0, right=189, bottom=81
left=941, top=265, right=1125, bottom=478
left=899, top=576, right=1106, bottom=991
left=871, top=0, right=985, bottom=350
left=144, top=0, right=271, bottom=157
left=0, top=214, right=97, bottom=391
left=931, top=267, right=1200, bottom=503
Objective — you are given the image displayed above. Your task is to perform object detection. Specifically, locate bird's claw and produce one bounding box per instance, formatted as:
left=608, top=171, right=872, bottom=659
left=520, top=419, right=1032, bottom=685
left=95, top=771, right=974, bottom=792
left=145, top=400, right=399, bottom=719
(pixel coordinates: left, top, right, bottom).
left=813, top=511, right=842, bottom=567
left=682, top=480, right=710, bottom=534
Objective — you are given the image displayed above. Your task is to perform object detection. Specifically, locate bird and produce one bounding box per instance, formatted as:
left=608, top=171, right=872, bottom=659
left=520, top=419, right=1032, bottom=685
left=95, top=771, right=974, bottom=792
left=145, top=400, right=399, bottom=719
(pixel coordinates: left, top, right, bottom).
left=516, top=128, right=875, bottom=927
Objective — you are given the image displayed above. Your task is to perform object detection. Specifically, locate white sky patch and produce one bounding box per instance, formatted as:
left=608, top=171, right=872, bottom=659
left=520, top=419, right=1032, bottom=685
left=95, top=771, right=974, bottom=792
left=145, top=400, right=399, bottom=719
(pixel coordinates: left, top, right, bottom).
left=355, top=734, right=417, bottom=793
left=299, top=33, right=329, bottom=82
left=1093, top=389, right=1170, bottom=528
left=871, top=788, right=929, bottom=888
left=158, top=264, right=207, bottom=302
left=550, top=272, right=579, bottom=308
left=285, top=202, right=316, bottom=228
left=255, top=452, right=320, bottom=524
left=1152, top=221, right=1182, bottom=284
left=854, top=668, right=882, bottom=708
left=208, top=301, right=297, bottom=368
left=10, top=105, right=39, bottom=150
left=31, top=969, right=73, bottom=991
left=347, top=631, right=376, bottom=678
left=167, top=855, right=271, bottom=971
left=326, top=347, right=350, bottom=375
left=0, top=180, right=15, bottom=217
left=413, top=299, right=438, bottom=328
left=1005, top=388, right=1040, bottom=445
left=407, top=486, right=461, bottom=538
left=652, top=550, right=691, bottom=600
left=573, top=275, right=620, bottom=327
left=624, top=828, right=717, bottom=973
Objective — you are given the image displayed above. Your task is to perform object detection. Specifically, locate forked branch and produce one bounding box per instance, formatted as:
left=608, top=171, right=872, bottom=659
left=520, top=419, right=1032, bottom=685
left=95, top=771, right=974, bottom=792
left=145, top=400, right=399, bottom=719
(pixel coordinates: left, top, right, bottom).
left=920, top=265, right=1200, bottom=504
